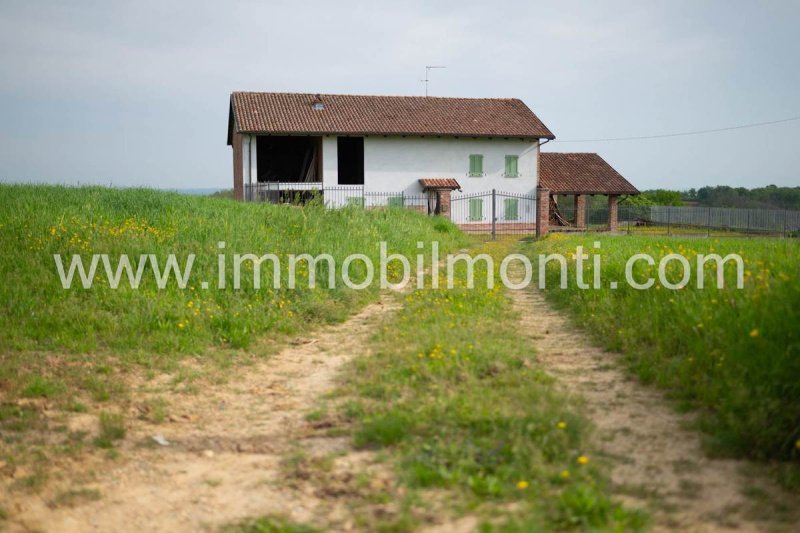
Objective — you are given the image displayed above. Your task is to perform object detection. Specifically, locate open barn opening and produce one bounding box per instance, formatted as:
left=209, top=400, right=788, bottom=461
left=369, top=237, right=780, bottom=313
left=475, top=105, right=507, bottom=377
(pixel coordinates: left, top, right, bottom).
left=256, top=136, right=322, bottom=183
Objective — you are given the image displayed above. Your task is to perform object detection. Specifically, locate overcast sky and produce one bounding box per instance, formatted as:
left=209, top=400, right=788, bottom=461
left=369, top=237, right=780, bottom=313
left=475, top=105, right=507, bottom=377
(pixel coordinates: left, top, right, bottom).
left=1, top=0, right=798, bottom=190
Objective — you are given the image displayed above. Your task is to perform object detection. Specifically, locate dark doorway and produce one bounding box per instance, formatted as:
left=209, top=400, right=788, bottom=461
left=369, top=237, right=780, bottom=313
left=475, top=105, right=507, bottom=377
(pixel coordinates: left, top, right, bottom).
left=256, top=136, right=321, bottom=182
left=337, top=137, right=364, bottom=185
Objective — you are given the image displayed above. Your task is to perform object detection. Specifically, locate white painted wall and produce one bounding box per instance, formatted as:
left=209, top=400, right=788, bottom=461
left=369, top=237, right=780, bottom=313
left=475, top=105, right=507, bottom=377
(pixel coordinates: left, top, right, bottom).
left=321, top=136, right=338, bottom=188
left=362, top=136, right=539, bottom=195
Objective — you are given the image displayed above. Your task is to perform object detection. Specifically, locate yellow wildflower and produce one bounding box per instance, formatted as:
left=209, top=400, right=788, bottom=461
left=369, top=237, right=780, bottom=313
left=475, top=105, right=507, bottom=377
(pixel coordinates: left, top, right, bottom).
left=557, top=421, right=567, bottom=430
left=516, top=480, right=529, bottom=490
left=577, top=455, right=589, bottom=465
left=560, top=470, right=570, bottom=479
left=749, top=329, right=759, bottom=338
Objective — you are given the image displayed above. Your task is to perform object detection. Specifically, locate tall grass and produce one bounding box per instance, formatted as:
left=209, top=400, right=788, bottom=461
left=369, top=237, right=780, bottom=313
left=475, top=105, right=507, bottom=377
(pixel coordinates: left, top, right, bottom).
left=524, top=234, right=800, bottom=467
left=0, top=184, right=467, bottom=354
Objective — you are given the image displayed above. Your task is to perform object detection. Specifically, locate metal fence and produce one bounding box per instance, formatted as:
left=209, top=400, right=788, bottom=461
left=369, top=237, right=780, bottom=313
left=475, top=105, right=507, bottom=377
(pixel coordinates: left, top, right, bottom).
left=564, top=205, right=800, bottom=237
left=450, top=189, right=538, bottom=238
left=244, top=183, right=799, bottom=239
left=244, top=183, right=430, bottom=212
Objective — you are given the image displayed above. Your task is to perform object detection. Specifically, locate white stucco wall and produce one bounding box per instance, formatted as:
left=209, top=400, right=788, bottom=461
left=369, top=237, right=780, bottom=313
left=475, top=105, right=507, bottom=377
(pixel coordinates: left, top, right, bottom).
left=321, top=136, right=338, bottom=188
left=361, top=136, right=539, bottom=196
left=269, top=135, right=541, bottom=214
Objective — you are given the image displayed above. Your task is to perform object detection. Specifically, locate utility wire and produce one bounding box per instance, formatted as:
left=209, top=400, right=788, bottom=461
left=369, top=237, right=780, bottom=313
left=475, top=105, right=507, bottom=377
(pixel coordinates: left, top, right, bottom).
left=553, top=115, right=800, bottom=143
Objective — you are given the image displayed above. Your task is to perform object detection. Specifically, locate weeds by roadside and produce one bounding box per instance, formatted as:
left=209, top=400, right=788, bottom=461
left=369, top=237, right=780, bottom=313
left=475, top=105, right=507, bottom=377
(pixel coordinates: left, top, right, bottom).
left=525, top=234, right=800, bottom=486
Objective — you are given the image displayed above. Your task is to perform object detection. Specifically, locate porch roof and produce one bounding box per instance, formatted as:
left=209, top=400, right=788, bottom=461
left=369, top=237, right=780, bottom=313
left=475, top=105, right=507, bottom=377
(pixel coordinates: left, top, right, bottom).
left=419, top=178, right=462, bottom=191
left=539, top=153, right=639, bottom=195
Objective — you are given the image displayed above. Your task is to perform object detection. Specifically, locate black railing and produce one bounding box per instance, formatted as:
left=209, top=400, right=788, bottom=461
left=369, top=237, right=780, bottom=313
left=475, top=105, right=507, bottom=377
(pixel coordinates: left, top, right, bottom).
left=243, top=183, right=431, bottom=212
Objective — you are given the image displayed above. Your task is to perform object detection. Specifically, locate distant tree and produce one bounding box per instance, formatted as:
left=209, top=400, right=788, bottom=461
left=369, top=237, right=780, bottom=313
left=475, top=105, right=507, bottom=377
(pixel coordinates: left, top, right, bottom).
left=620, top=194, right=655, bottom=206
left=643, top=189, right=683, bottom=206
left=694, top=185, right=800, bottom=210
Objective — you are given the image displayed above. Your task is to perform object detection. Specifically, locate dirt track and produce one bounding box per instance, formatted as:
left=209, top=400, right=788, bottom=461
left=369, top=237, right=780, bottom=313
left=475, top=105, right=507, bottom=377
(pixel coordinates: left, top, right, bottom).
left=5, top=277, right=799, bottom=532
left=508, top=275, right=797, bottom=532
left=3, top=296, right=398, bottom=532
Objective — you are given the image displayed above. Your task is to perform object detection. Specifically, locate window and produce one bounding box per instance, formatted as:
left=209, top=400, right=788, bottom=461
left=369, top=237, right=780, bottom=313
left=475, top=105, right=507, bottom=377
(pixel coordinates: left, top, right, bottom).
left=468, top=154, right=484, bottom=177
left=469, top=198, right=483, bottom=221
left=387, top=195, right=404, bottom=208
left=347, top=196, right=365, bottom=207
left=504, top=198, right=519, bottom=220
left=504, top=155, right=519, bottom=177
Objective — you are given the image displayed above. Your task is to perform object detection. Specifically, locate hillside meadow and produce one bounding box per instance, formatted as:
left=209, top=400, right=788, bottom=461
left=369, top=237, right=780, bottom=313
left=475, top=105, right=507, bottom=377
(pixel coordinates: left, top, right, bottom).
left=523, top=234, right=800, bottom=480
left=0, top=184, right=467, bottom=355
left=0, top=185, right=467, bottom=449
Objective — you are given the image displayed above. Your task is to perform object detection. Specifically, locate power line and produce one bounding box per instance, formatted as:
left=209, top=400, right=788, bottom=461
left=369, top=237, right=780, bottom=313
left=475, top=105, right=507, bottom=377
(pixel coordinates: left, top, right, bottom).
left=553, top=115, right=800, bottom=143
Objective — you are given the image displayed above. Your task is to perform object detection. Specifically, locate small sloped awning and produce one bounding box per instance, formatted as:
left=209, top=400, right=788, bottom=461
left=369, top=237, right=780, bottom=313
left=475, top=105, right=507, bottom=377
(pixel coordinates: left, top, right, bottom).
left=419, top=178, right=462, bottom=191
left=539, top=153, right=639, bottom=195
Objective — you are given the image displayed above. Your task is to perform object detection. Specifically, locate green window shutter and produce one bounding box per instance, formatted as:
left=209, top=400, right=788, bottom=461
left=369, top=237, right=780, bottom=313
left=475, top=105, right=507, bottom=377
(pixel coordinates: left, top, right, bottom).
left=469, top=154, right=483, bottom=177
left=505, top=155, right=518, bottom=177
left=504, top=198, right=519, bottom=220
left=347, top=196, right=365, bottom=207
left=469, top=198, right=483, bottom=221
left=387, top=195, right=404, bottom=208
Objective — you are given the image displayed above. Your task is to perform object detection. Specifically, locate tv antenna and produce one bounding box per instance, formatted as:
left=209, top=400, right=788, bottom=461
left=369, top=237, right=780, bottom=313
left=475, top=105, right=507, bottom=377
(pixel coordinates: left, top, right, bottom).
left=421, top=65, right=446, bottom=96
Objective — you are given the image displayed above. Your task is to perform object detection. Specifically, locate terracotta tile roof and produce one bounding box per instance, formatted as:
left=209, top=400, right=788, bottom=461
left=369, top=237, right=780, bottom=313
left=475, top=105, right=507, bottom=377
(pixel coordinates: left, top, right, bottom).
left=228, top=92, right=554, bottom=141
left=419, top=178, right=462, bottom=190
left=539, top=153, right=639, bottom=195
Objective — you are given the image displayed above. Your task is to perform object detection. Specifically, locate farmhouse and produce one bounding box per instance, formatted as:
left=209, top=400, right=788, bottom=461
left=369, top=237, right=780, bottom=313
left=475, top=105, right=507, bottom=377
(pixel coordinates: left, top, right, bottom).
left=227, top=91, right=638, bottom=233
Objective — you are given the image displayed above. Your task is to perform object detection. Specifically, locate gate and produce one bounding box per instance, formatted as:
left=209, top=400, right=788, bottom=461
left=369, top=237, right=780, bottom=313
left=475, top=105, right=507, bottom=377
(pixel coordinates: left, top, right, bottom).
left=450, top=189, right=538, bottom=239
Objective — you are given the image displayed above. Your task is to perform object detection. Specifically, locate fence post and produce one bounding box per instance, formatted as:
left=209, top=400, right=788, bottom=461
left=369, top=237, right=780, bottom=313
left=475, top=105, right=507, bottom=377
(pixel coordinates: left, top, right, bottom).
left=584, top=203, right=588, bottom=233
left=491, top=189, right=497, bottom=241
left=627, top=206, right=631, bottom=235
left=784, top=209, right=788, bottom=239
left=667, top=207, right=671, bottom=236
left=707, top=207, right=711, bottom=238
left=747, top=209, right=751, bottom=234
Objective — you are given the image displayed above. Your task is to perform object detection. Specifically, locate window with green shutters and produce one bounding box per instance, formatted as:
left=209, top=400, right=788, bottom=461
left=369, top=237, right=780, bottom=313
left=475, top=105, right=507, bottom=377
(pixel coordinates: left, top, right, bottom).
left=504, top=155, right=519, bottom=177
left=504, top=198, right=519, bottom=220
left=387, top=195, right=404, bottom=208
left=468, top=198, right=483, bottom=221
left=468, top=154, right=484, bottom=177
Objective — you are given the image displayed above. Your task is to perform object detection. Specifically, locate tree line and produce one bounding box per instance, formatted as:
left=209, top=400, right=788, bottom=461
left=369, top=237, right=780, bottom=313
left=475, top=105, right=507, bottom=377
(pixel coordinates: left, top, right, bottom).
left=620, top=185, right=800, bottom=210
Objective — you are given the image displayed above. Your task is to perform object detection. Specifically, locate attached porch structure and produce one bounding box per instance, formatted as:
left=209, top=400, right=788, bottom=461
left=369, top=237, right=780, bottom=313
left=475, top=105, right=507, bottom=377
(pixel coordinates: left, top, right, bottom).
left=538, top=152, right=639, bottom=235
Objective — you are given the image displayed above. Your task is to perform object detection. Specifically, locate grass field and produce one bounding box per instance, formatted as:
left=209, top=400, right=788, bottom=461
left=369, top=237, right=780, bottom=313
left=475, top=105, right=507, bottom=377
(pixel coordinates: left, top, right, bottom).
left=0, top=184, right=467, bottom=475
left=0, top=184, right=467, bottom=354
left=331, top=241, right=646, bottom=530
left=523, top=234, right=800, bottom=479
